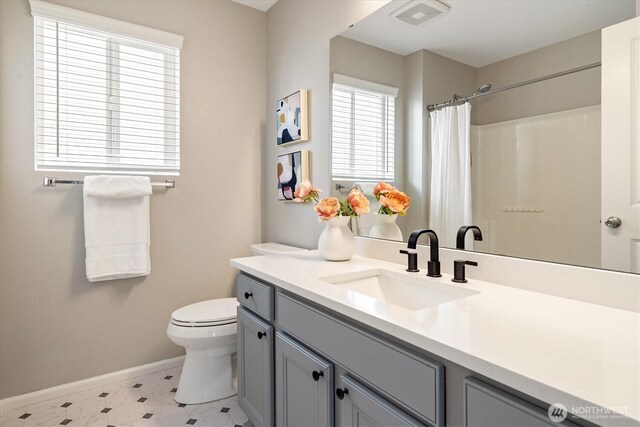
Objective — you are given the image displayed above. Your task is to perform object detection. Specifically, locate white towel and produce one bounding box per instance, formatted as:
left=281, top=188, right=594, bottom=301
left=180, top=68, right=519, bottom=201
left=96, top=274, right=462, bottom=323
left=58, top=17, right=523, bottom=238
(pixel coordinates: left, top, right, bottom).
left=83, top=175, right=153, bottom=282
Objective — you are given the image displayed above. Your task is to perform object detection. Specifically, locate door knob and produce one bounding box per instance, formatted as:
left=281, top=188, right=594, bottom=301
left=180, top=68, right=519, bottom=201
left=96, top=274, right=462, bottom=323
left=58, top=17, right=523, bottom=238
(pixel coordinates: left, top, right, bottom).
left=257, top=331, right=266, bottom=339
left=605, top=216, right=622, bottom=228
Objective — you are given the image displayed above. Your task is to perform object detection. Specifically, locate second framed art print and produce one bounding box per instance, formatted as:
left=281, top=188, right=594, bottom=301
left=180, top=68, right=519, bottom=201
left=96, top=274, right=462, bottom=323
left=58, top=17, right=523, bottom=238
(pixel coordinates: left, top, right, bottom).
left=276, top=150, right=309, bottom=201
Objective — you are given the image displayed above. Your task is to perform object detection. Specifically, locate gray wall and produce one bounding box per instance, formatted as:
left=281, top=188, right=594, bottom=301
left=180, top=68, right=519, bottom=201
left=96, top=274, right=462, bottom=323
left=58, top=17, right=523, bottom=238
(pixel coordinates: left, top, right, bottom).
left=423, top=51, right=478, bottom=116
left=0, top=0, right=265, bottom=398
left=263, top=0, right=387, bottom=249
left=474, top=30, right=601, bottom=125
left=403, top=50, right=427, bottom=236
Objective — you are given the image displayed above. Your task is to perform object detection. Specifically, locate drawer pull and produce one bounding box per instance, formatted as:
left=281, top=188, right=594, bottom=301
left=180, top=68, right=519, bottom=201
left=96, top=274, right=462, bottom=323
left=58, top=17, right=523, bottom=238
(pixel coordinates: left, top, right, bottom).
left=312, top=370, right=324, bottom=381
left=257, top=331, right=266, bottom=339
left=244, top=292, right=253, bottom=299
left=336, top=388, right=349, bottom=400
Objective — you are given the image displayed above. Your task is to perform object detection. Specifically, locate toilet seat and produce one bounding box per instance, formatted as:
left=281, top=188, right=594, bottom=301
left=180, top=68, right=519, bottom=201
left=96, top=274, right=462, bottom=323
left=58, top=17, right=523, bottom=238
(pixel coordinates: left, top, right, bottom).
left=170, top=318, right=236, bottom=327
left=171, top=298, right=238, bottom=327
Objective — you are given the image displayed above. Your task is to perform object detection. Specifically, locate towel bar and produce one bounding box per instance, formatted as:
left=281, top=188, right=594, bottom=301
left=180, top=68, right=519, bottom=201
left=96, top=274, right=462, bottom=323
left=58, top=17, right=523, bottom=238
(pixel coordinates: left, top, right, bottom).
left=43, top=176, right=176, bottom=188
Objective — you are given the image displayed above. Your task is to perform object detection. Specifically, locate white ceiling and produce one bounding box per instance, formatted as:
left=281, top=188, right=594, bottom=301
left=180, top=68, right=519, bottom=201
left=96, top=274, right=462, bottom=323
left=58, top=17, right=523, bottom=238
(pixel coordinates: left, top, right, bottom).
left=230, top=0, right=278, bottom=12
left=341, top=0, right=636, bottom=68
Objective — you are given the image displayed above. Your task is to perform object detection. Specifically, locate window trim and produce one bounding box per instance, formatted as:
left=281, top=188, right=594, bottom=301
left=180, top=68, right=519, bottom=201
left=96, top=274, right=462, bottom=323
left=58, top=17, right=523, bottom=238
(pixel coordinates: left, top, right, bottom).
left=29, top=0, right=183, bottom=49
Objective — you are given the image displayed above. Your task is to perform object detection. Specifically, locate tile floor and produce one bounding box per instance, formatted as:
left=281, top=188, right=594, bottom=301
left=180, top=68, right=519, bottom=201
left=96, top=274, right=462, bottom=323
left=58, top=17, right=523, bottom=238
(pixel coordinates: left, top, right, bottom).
left=0, top=366, right=249, bottom=427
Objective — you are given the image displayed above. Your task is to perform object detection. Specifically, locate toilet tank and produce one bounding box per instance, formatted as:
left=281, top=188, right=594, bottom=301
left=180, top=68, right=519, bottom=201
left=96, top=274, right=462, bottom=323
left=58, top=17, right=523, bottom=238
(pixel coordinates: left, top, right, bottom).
left=250, top=243, right=307, bottom=256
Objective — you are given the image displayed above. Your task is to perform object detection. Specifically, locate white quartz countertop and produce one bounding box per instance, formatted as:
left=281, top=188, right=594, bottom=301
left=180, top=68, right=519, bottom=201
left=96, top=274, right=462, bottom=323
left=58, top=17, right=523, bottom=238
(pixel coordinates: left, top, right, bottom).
left=230, top=251, right=640, bottom=427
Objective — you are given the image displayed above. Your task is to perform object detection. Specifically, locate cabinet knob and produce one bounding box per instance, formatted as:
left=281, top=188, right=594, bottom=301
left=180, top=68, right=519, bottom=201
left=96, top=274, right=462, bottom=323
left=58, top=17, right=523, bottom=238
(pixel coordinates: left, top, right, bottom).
left=257, top=331, right=266, bottom=339
left=312, top=370, right=324, bottom=381
left=244, top=292, right=253, bottom=299
left=336, top=388, right=349, bottom=400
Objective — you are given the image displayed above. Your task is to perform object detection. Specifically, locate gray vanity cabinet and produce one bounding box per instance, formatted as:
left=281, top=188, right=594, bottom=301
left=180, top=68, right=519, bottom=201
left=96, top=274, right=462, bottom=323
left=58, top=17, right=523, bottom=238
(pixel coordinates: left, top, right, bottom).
left=235, top=273, right=584, bottom=427
left=337, top=375, right=423, bottom=427
left=275, top=332, right=334, bottom=426
left=237, top=307, right=274, bottom=427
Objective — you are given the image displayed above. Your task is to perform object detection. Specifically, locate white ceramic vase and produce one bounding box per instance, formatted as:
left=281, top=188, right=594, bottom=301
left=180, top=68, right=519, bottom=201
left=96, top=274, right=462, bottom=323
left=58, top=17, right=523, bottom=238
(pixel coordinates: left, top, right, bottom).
left=369, top=214, right=403, bottom=241
left=318, top=216, right=355, bottom=261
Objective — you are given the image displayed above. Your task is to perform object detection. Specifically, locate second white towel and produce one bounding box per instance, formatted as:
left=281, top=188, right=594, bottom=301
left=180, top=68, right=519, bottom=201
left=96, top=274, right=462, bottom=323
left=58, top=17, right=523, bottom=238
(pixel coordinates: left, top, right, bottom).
left=83, top=175, right=153, bottom=283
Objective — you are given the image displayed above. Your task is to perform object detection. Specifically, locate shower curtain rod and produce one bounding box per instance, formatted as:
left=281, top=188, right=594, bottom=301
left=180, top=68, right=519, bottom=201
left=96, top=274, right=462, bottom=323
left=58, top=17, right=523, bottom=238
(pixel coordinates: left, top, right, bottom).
left=426, top=61, right=601, bottom=112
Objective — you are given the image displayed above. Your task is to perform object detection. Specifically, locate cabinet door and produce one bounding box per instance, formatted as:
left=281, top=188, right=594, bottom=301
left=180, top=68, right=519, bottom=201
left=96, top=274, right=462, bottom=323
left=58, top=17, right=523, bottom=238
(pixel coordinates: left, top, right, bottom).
left=337, top=375, right=423, bottom=427
left=464, top=377, right=579, bottom=427
left=237, top=307, right=273, bottom=427
left=275, top=332, right=334, bottom=427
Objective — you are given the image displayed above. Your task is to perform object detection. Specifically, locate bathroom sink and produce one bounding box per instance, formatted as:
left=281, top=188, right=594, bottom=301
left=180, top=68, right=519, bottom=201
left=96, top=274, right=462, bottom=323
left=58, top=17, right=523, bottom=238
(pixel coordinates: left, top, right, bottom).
left=320, top=269, right=478, bottom=311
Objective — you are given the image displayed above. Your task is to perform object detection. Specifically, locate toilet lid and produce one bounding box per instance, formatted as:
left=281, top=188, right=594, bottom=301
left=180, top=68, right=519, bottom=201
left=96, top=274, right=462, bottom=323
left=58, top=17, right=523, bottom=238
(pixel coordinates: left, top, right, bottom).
left=171, top=298, right=238, bottom=325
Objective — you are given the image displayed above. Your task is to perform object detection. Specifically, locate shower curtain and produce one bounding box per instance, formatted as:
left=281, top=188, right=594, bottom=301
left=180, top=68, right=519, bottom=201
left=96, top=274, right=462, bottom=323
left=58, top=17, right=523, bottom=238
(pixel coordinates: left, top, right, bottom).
left=429, top=103, right=473, bottom=249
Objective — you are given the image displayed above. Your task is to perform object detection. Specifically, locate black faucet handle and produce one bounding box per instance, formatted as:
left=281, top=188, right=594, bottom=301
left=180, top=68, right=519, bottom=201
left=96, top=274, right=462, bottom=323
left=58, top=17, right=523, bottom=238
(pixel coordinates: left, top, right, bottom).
left=399, top=249, right=419, bottom=273
left=452, top=259, right=478, bottom=283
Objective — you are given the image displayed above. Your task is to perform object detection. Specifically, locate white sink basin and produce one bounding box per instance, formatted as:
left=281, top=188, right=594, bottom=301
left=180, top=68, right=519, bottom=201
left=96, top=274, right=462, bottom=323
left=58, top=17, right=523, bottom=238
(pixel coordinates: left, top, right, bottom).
left=320, top=269, right=478, bottom=311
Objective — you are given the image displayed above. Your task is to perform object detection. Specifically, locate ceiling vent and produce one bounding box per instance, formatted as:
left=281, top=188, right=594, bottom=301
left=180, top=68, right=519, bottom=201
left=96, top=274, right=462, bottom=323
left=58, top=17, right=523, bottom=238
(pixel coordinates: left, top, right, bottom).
left=389, top=0, right=450, bottom=26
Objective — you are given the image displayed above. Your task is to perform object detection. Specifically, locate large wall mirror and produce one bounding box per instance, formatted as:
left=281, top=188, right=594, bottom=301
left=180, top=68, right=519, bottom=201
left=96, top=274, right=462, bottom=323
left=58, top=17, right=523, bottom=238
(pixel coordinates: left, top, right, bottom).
left=329, top=0, right=639, bottom=274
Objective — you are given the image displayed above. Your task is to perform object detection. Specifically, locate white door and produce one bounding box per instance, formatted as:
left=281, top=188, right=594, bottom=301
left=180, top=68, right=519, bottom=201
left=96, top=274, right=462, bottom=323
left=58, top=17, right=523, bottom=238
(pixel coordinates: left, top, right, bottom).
left=601, top=16, right=640, bottom=273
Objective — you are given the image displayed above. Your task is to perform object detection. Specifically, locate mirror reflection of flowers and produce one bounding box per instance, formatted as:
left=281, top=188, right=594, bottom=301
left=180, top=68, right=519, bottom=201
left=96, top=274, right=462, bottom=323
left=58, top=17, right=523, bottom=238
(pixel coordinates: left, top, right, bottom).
left=373, top=181, right=411, bottom=216
left=295, top=180, right=370, bottom=222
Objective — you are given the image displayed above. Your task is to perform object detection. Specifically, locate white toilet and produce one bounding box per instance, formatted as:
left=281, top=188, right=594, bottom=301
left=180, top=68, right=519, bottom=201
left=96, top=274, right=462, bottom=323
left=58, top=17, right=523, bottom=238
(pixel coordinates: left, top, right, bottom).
left=167, top=243, right=305, bottom=405
left=167, top=298, right=238, bottom=404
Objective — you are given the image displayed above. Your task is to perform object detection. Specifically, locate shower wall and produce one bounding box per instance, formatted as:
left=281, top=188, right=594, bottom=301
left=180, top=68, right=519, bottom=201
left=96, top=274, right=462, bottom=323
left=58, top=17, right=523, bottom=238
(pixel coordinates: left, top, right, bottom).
left=469, top=30, right=602, bottom=268
left=470, top=105, right=601, bottom=268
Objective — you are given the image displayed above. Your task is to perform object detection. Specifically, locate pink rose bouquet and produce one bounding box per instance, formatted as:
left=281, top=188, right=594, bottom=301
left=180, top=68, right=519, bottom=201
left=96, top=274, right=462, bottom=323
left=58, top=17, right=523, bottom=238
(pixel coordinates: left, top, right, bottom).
left=295, top=181, right=370, bottom=222
left=374, top=181, right=411, bottom=216
left=294, top=179, right=321, bottom=203
left=347, top=189, right=370, bottom=215
left=373, top=181, right=395, bottom=198
left=314, top=197, right=340, bottom=221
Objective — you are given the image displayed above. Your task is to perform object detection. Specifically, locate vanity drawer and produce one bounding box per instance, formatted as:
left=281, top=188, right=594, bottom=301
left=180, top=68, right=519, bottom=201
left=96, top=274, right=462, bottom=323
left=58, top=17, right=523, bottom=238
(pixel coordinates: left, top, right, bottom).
left=237, top=273, right=274, bottom=321
left=464, top=377, right=579, bottom=427
left=277, top=293, right=445, bottom=426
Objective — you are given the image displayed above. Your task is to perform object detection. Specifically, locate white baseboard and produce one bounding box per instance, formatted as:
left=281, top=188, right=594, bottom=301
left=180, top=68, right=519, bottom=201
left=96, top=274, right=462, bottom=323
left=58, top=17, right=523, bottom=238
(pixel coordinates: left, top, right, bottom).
left=0, top=355, right=185, bottom=413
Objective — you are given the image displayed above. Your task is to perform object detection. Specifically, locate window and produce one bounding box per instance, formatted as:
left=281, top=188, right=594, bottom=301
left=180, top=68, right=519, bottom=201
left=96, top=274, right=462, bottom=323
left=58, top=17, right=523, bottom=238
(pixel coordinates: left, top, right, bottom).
left=331, top=74, right=397, bottom=182
left=32, top=2, right=182, bottom=174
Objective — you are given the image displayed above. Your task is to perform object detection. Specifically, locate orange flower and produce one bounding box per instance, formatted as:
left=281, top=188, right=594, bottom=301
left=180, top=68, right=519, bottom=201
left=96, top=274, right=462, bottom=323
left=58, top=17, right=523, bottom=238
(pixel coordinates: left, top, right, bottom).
left=373, top=181, right=396, bottom=200
left=294, top=179, right=321, bottom=202
left=380, top=190, right=410, bottom=215
left=314, top=197, right=340, bottom=221
left=347, top=189, right=370, bottom=215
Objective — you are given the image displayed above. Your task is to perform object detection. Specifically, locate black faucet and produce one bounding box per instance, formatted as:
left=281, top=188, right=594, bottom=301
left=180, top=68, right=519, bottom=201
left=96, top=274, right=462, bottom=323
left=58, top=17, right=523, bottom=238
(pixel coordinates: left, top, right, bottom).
left=399, top=229, right=441, bottom=277
left=456, top=226, right=483, bottom=250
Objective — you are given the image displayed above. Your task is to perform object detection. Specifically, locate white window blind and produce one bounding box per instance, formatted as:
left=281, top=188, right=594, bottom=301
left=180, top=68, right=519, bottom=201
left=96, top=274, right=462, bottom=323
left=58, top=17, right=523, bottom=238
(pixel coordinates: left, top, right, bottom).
left=331, top=75, right=397, bottom=182
left=33, top=6, right=182, bottom=175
